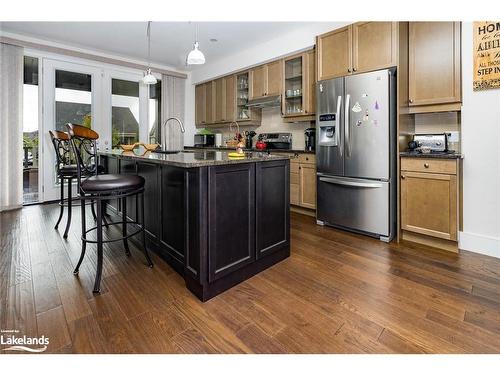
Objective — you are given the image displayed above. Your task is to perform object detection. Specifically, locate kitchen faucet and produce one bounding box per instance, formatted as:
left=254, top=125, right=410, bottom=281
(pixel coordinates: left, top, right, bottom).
left=161, top=117, right=185, bottom=151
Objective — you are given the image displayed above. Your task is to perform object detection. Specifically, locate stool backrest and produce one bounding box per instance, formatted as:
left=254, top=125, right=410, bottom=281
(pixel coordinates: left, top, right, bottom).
left=66, top=123, right=99, bottom=190
left=48, top=130, right=72, bottom=174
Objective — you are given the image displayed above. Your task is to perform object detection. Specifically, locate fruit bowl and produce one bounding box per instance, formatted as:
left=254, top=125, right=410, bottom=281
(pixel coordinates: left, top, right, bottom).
left=120, top=143, right=137, bottom=151
left=141, top=143, right=159, bottom=151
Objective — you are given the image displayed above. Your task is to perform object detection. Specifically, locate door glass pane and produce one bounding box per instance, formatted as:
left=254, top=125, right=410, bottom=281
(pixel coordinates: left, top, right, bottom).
left=236, top=73, right=249, bottom=120
left=112, top=78, right=140, bottom=148
left=23, top=56, right=39, bottom=204
left=148, top=80, right=161, bottom=144
left=55, top=70, right=92, bottom=131
left=284, top=57, right=303, bottom=114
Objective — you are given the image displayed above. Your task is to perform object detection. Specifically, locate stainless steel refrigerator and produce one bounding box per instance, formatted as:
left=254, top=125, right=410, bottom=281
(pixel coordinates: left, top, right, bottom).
left=315, top=68, right=396, bottom=242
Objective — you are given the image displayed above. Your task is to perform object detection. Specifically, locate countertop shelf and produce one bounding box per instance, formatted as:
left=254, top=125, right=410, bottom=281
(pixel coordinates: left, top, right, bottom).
left=400, top=151, right=464, bottom=159
left=98, top=148, right=290, bottom=168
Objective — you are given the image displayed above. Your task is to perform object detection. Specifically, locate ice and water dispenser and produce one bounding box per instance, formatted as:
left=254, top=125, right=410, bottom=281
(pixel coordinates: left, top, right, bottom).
left=318, top=113, right=338, bottom=147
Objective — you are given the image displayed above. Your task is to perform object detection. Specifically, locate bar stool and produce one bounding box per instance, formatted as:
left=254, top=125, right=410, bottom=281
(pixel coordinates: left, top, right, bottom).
left=66, top=124, right=153, bottom=294
left=49, top=130, right=100, bottom=238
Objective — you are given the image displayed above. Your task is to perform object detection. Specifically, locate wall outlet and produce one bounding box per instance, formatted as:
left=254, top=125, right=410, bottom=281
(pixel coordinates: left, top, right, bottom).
left=447, top=131, right=460, bottom=143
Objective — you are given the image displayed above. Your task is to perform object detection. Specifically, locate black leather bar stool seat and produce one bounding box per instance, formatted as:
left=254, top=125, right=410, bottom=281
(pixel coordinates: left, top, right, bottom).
left=81, top=174, right=144, bottom=193
left=66, top=123, right=153, bottom=294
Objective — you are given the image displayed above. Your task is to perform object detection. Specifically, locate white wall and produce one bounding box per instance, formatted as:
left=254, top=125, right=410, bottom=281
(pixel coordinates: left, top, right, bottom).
left=459, top=22, right=500, bottom=258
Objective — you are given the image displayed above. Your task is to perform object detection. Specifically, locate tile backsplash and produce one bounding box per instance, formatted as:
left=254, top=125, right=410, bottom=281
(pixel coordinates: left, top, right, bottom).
left=196, top=107, right=314, bottom=150
left=413, top=111, right=462, bottom=152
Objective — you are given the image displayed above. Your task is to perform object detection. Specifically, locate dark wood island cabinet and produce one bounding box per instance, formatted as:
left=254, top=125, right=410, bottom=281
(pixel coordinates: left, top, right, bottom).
left=99, top=149, right=290, bottom=301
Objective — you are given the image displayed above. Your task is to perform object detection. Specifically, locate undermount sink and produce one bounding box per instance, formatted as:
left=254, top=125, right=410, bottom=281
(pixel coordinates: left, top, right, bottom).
left=153, top=149, right=194, bottom=154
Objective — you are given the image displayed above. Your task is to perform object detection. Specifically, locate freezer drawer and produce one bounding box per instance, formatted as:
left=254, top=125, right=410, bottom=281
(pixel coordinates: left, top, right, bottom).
left=317, top=175, right=390, bottom=237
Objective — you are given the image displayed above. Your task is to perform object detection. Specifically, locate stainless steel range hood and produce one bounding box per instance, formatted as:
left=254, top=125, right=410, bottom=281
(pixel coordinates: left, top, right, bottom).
left=247, top=94, right=281, bottom=108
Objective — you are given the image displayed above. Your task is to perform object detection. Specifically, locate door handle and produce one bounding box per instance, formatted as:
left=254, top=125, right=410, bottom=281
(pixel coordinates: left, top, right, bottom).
left=345, top=94, right=351, bottom=157
left=336, top=95, right=342, bottom=157
left=319, top=176, right=383, bottom=188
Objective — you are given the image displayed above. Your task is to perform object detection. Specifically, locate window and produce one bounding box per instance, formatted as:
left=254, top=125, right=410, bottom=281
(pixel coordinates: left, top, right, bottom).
left=148, top=80, right=161, bottom=144
left=111, top=78, right=140, bottom=148
left=55, top=70, right=92, bottom=131
left=23, top=56, right=39, bottom=204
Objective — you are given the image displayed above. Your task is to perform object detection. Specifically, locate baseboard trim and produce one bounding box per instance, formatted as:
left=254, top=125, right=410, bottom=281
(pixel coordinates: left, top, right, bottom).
left=459, top=231, right=500, bottom=259
left=0, top=204, right=22, bottom=212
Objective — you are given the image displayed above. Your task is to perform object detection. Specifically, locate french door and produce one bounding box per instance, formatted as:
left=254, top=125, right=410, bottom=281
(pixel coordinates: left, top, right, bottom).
left=42, top=59, right=105, bottom=201
left=41, top=59, right=153, bottom=202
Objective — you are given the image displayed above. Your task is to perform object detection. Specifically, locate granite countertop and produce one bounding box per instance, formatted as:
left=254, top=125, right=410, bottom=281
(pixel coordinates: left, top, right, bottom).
left=99, top=148, right=290, bottom=168
left=185, top=146, right=315, bottom=154
left=400, top=151, right=464, bottom=159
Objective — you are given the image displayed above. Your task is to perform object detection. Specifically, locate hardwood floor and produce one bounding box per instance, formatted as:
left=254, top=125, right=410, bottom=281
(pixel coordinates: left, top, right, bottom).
left=1, top=204, right=500, bottom=353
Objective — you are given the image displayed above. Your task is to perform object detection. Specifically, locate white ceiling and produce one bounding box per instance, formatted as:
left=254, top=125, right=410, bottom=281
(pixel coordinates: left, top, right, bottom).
left=0, top=22, right=327, bottom=71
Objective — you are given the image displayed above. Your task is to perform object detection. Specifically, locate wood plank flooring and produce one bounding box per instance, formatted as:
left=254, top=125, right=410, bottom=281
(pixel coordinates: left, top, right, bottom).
left=1, top=204, right=500, bottom=353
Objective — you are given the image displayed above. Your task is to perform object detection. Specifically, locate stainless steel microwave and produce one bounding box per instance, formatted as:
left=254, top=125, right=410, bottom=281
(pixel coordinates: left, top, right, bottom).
left=194, top=134, right=215, bottom=147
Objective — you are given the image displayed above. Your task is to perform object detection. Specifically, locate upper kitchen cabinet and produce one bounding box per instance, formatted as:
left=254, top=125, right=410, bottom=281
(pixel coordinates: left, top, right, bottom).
left=352, top=22, right=398, bottom=74
left=205, top=81, right=215, bottom=125
left=214, top=78, right=225, bottom=123
left=316, top=22, right=398, bottom=81
left=195, top=83, right=206, bottom=126
left=249, top=60, right=283, bottom=99
left=224, top=75, right=236, bottom=123
left=236, top=71, right=261, bottom=124
left=282, top=49, right=316, bottom=121
left=317, top=25, right=352, bottom=80
left=407, top=22, right=461, bottom=113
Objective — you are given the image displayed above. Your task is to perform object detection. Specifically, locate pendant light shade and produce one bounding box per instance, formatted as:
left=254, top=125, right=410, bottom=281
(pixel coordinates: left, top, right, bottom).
left=143, top=21, right=157, bottom=85
left=186, top=24, right=205, bottom=65
left=143, top=68, right=157, bottom=85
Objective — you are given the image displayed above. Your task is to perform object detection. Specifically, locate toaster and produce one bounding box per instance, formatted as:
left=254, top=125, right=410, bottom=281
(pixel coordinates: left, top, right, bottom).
left=413, top=133, right=448, bottom=152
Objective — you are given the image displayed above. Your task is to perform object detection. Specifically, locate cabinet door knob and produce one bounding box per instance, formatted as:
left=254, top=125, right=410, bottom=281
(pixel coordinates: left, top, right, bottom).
left=409, top=99, right=414, bottom=104
left=353, top=68, right=357, bottom=72
left=424, top=163, right=429, bottom=168
left=401, top=175, right=406, bottom=179
left=347, top=68, right=352, bottom=73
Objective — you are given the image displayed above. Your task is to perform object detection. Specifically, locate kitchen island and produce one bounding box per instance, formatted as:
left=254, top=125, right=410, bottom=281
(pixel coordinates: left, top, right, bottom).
left=99, top=148, right=290, bottom=301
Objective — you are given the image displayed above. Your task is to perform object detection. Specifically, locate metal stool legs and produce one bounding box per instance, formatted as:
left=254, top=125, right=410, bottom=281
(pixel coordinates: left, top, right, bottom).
left=93, top=200, right=104, bottom=294
left=122, top=197, right=131, bottom=256
left=63, top=178, right=73, bottom=238
left=54, top=176, right=65, bottom=229
left=73, top=199, right=87, bottom=275
left=73, top=192, right=153, bottom=295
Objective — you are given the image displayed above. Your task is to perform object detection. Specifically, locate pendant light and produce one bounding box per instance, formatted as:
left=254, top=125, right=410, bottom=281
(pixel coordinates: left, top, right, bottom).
left=143, top=21, right=157, bottom=85
left=186, top=23, right=205, bottom=65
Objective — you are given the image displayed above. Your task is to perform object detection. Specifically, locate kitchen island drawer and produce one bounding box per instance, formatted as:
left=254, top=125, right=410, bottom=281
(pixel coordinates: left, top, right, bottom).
left=401, top=157, right=456, bottom=175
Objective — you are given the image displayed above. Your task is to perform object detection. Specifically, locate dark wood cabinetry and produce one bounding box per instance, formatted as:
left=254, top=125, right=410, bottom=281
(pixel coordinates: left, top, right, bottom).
left=208, top=163, right=256, bottom=281
left=99, top=154, right=290, bottom=301
left=256, top=160, right=290, bottom=258
left=137, top=162, right=159, bottom=241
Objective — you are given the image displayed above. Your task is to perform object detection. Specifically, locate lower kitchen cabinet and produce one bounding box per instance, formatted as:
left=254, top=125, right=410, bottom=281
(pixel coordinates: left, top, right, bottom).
left=289, top=154, right=316, bottom=212
left=208, top=163, right=256, bottom=282
left=400, top=157, right=460, bottom=252
left=299, top=163, right=316, bottom=209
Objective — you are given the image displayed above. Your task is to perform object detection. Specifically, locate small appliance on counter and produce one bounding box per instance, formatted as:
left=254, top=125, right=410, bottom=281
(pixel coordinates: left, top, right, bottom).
left=244, top=130, right=257, bottom=149
left=305, top=128, right=316, bottom=152
left=194, top=133, right=215, bottom=147
left=407, top=133, right=454, bottom=155
left=215, top=133, right=223, bottom=147
left=257, top=133, right=292, bottom=150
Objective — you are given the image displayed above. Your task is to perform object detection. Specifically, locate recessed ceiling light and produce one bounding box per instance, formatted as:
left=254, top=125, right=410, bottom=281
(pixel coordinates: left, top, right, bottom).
left=209, top=38, right=218, bottom=42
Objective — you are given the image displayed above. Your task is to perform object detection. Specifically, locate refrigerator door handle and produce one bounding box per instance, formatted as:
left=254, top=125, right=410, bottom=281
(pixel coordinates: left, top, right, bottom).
left=345, top=94, right=351, bottom=157
left=336, top=95, right=342, bottom=156
left=319, top=176, right=383, bottom=189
